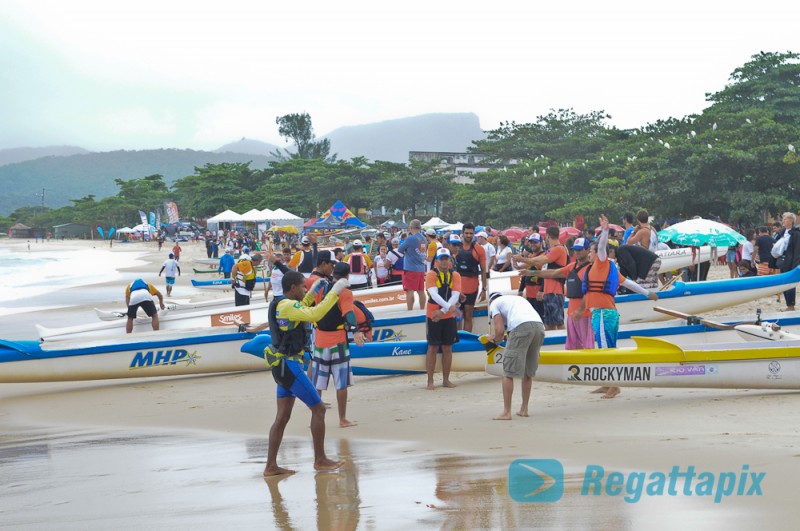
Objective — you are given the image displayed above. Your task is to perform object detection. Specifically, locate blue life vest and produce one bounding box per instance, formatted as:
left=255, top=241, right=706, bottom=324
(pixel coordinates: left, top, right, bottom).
left=130, top=279, right=149, bottom=292
left=581, top=260, right=620, bottom=296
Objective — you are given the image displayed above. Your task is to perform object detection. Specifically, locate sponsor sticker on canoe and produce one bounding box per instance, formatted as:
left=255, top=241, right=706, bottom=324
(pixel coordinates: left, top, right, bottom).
left=356, top=290, right=406, bottom=308
left=211, top=310, right=251, bottom=327
left=129, top=349, right=201, bottom=370
left=567, top=364, right=652, bottom=382
left=655, top=365, right=707, bottom=377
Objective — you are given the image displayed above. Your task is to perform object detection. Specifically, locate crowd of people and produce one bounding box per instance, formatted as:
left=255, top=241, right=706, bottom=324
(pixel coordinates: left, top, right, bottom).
left=124, top=210, right=800, bottom=476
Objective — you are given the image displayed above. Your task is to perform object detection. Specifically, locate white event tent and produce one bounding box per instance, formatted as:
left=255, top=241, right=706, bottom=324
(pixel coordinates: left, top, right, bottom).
left=422, top=217, right=450, bottom=230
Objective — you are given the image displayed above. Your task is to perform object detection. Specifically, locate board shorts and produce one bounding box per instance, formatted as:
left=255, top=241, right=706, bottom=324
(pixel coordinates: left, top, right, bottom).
left=275, top=359, right=322, bottom=408
left=566, top=315, right=595, bottom=350
left=542, top=294, right=565, bottom=326
left=127, top=300, right=157, bottom=318
left=402, top=270, right=425, bottom=292
left=640, top=258, right=661, bottom=289
left=426, top=317, right=459, bottom=346
left=312, top=343, right=353, bottom=391
left=165, top=277, right=175, bottom=286
left=502, top=321, right=545, bottom=378
left=592, top=308, right=620, bottom=349
left=461, top=290, right=478, bottom=307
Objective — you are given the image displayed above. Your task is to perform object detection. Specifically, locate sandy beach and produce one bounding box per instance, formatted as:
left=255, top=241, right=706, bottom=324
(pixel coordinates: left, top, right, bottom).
left=1, top=239, right=799, bottom=529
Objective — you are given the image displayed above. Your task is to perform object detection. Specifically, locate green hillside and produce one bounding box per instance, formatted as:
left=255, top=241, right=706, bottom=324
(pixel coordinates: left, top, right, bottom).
left=0, top=149, right=274, bottom=215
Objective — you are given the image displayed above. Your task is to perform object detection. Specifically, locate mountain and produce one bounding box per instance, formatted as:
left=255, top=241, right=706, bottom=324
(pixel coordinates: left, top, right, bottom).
left=214, top=137, right=281, bottom=157
left=0, top=145, right=91, bottom=167
left=323, top=113, right=487, bottom=162
left=0, top=149, right=274, bottom=215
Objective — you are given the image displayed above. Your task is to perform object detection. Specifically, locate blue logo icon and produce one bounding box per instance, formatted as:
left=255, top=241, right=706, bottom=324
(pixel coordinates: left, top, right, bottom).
left=509, top=459, right=564, bottom=502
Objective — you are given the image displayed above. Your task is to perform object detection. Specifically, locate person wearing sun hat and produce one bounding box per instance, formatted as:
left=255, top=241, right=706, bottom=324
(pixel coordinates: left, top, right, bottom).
left=424, top=247, right=462, bottom=390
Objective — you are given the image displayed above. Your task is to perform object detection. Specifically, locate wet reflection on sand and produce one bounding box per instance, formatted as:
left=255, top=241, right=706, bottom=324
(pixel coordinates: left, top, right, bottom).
left=0, top=428, right=773, bottom=529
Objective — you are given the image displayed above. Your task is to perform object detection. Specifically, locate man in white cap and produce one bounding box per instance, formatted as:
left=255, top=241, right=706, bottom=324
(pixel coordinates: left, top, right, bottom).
left=424, top=248, right=462, bottom=389
left=425, top=228, right=441, bottom=271
left=476, top=231, right=496, bottom=271
left=343, top=239, right=373, bottom=290
left=487, top=291, right=544, bottom=419
left=289, top=235, right=318, bottom=278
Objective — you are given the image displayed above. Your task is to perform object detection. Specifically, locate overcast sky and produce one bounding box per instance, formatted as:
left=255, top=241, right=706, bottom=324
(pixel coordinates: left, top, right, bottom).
left=1, top=0, right=797, bottom=152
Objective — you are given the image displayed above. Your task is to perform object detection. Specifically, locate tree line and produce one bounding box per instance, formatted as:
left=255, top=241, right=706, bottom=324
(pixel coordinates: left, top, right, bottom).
left=3, top=51, right=798, bottom=232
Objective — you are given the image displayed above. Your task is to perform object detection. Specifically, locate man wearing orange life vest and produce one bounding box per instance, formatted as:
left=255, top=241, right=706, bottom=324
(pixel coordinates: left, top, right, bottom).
left=424, top=248, right=462, bottom=390
left=231, top=253, right=264, bottom=306
left=574, top=214, right=659, bottom=399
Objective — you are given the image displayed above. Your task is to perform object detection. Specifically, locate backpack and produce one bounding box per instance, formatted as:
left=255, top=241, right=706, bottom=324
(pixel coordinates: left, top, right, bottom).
left=349, top=254, right=364, bottom=274
left=389, top=249, right=404, bottom=271
left=353, top=299, right=374, bottom=333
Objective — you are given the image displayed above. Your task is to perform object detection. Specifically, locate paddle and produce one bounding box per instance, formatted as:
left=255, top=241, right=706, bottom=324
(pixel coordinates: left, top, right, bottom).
left=653, top=306, right=761, bottom=330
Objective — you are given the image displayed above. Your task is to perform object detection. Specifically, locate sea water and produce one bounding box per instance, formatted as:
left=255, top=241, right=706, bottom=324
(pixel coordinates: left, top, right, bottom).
left=0, top=246, right=147, bottom=315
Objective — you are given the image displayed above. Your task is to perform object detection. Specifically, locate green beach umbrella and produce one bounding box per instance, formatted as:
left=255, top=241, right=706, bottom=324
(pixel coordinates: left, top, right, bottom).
left=658, top=218, right=747, bottom=247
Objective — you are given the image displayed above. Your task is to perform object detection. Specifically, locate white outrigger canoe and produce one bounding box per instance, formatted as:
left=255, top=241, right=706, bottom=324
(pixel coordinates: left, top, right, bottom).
left=37, top=265, right=800, bottom=342
left=0, top=327, right=265, bottom=383
left=94, top=297, right=236, bottom=321
left=483, top=335, right=800, bottom=390
left=655, top=245, right=713, bottom=272
left=6, top=312, right=800, bottom=384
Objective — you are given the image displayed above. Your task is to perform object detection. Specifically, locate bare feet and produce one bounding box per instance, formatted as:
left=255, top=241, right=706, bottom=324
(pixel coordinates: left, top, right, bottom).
left=591, top=387, right=609, bottom=394
left=442, top=381, right=457, bottom=388
left=493, top=412, right=512, bottom=420
left=339, top=419, right=356, bottom=428
left=601, top=387, right=621, bottom=399
left=516, top=410, right=529, bottom=417
left=426, top=382, right=435, bottom=390
left=264, top=465, right=296, bottom=477
left=780, top=307, right=796, bottom=312
left=314, top=458, right=343, bottom=471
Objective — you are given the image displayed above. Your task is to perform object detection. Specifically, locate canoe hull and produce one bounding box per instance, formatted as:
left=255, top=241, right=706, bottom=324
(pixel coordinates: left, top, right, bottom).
left=0, top=328, right=266, bottom=383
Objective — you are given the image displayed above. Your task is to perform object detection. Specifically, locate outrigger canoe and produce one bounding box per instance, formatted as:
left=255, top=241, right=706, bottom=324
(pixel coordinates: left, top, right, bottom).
left=0, top=327, right=264, bottom=383
left=483, top=335, right=800, bottom=390
left=191, top=278, right=267, bottom=290
left=94, top=297, right=235, bottom=321
left=5, top=316, right=800, bottom=384
left=39, top=265, right=800, bottom=342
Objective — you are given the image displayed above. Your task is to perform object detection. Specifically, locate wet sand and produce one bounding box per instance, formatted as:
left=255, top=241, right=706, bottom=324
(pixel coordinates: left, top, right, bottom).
left=1, top=239, right=799, bottom=528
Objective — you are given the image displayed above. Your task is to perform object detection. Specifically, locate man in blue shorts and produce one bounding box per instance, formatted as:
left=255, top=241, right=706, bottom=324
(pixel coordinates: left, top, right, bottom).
left=158, top=253, right=181, bottom=296
left=242, top=270, right=349, bottom=476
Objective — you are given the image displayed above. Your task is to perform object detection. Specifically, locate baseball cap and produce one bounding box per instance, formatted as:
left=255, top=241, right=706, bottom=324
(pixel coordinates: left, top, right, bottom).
left=528, top=233, right=542, bottom=242
left=353, top=239, right=363, bottom=247
left=333, top=262, right=351, bottom=277
left=476, top=231, right=488, bottom=239
left=425, top=228, right=437, bottom=236
left=168, top=253, right=174, bottom=258
left=243, top=247, right=250, bottom=253
left=436, top=248, right=452, bottom=259
left=488, top=292, right=502, bottom=303
left=572, top=237, right=591, bottom=250
left=391, top=238, right=400, bottom=245
left=317, top=250, right=333, bottom=263
left=301, top=236, right=310, bottom=245
left=448, top=234, right=462, bottom=244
